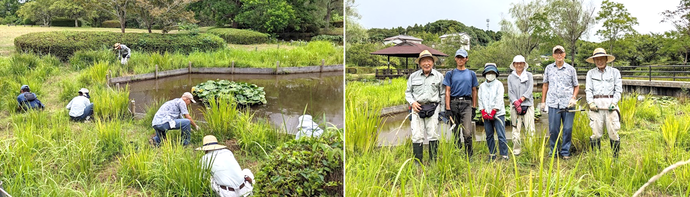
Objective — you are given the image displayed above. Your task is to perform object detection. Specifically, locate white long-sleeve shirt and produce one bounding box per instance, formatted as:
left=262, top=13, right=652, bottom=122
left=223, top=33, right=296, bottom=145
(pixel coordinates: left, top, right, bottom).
left=478, top=80, right=505, bottom=117
left=66, top=96, right=91, bottom=117
left=200, top=149, right=246, bottom=188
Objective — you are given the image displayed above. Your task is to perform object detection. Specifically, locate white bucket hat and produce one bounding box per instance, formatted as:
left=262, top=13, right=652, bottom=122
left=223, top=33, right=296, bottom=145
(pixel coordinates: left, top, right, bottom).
left=79, top=88, right=89, bottom=94
left=509, top=55, right=529, bottom=70
left=195, top=135, right=227, bottom=151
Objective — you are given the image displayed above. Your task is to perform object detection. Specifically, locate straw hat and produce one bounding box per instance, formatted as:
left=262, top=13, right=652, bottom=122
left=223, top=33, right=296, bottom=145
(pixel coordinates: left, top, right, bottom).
left=415, top=50, right=438, bottom=64
left=196, top=135, right=227, bottom=151
left=113, top=43, right=120, bottom=49
left=509, top=55, right=529, bottom=70
left=585, top=48, right=615, bottom=63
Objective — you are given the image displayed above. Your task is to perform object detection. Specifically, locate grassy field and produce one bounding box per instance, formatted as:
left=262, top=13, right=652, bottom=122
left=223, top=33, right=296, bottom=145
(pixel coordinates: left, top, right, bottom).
left=0, top=53, right=339, bottom=196
left=345, top=79, right=690, bottom=196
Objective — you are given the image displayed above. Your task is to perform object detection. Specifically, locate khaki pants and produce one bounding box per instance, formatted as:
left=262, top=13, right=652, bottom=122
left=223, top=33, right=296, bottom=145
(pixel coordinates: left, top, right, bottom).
left=588, top=98, right=620, bottom=141
left=510, top=105, right=535, bottom=155
left=410, top=105, right=440, bottom=143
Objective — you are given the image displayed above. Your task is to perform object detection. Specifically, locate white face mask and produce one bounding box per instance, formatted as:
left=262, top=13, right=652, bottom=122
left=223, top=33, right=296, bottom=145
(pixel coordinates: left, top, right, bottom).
left=486, top=74, right=496, bottom=81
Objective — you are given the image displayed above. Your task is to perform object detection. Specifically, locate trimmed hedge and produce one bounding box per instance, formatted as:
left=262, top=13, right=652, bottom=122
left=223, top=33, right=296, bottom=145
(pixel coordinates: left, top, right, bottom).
left=311, top=35, right=343, bottom=44
left=15, top=31, right=226, bottom=61
left=51, top=18, right=81, bottom=27
left=102, top=20, right=120, bottom=28
left=206, top=28, right=269, bottom=44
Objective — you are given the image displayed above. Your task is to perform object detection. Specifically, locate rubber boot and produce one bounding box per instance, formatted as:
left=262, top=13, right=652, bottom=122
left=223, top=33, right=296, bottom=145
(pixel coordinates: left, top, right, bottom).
left=413, top=143, right=424, bottom=165
left=590, top=138, right=600, bottom=151
left=464, top=137, right=473, bottom=158
left=429, top=140, right=438, bottom=162
left=611, top=139, right=620, bottom=158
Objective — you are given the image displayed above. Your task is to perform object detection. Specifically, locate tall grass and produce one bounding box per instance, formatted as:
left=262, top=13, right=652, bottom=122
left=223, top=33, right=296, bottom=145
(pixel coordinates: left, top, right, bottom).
left=91, top=85, right=131, bottom=120
left=660, top=114, right=690, bottom=151
left=345, top=78, right=407, bottom=108
left=345, top=89, right=384, bottom=153
left=619, top=94, right=638, bottom=129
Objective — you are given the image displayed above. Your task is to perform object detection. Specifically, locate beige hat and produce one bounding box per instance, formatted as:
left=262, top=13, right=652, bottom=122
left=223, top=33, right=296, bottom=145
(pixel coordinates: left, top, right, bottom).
left=552, top=45, right=565, bottom=54
left=114, top=43, right=120, bottom=49
left=182, top=92, right=196, bottom=103
left=415, top=50, right=439, bottom=64
left=196, top=135, right=227, bottom=151
left=509, top=55, right=529, bottom=70
left=586, top=48, right=615, bottom=63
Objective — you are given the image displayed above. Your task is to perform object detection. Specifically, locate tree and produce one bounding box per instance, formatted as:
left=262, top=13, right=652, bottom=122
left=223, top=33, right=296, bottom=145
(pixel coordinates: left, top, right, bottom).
left=595, top=0, right=638, bottom=59
left=236, top=0, right=295, bottom=34
left=548, top=0, right=596, bottom=66
left=50, top=0, right=91, bottom=27
left=0, top=0, right=21, bottom=18
left=133, top=0, right=198, bottom=34
left=322, top=0, right=343, bottom=32
left=17, top=0, right=55, bottom=26
left=97, top=0, right=133, bottom=33
left=186, top=0, right=241, bottom=27
left=501, top=0, right=550, bottom=57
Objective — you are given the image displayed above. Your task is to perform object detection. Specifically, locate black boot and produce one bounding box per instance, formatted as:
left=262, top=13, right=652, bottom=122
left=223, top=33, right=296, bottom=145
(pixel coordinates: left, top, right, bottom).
left=611, top=139, right=620, bottom=158
left=429, top=140, right=438, bottom=162
left=590, top=138, right=600, bottom=151
left=413, top=143, right=424, bottom=165
left=464, top=137, right=473, bottom=158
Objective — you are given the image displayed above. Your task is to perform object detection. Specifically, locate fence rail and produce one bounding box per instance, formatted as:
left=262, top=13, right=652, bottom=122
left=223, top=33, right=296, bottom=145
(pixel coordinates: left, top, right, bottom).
left=374, top=65, right=690, bottom=81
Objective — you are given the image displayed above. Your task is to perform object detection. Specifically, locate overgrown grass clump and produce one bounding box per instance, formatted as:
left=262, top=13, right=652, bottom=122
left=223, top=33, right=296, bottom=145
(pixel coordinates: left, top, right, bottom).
left=206, top=28, right=270, bottom=44
left=345, top=78, right=408, bottom=108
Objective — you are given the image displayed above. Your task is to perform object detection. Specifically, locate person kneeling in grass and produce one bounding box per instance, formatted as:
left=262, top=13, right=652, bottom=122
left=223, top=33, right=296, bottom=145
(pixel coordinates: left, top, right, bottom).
left=150, top=92, right=200, bottom=146
left=66, top=88, right=93, bottom=122
left=478, top=63, right=508, bottom=161
left=17, top=85, right=45, bottom=111
left=198, top=135, right=254, bottom=197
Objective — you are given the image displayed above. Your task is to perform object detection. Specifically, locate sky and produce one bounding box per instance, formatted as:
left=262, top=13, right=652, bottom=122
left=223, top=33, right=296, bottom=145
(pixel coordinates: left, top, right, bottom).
left=352, top=0, right=681, bottom=42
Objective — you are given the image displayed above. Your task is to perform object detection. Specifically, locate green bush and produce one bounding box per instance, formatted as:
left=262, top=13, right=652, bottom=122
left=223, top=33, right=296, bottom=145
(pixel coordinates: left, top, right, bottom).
left=51, top=18, right=81, bottom=27
left=14, top=31, right=226, bottom=61
left=256, top=131, right=343, bottom=196
left=192, top=80, right=267, bottom=106
left=207, top=28, right=269, bottom=44
left=311, top=35, right=343, bottom=44
left=102, top=20, right=120, bottom=28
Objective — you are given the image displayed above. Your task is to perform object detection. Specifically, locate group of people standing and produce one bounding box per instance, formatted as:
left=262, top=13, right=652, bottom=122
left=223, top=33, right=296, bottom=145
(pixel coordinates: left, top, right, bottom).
left=405, top=45, right=622, bottom=164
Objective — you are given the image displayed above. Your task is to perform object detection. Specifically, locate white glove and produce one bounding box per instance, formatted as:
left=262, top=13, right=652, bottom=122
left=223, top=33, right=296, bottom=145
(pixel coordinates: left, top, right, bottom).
left=540, top=102, right=546, bottom=112
left=589, top=102, right=598, bottom=112
left=195, top=125, right=200, bottom=130
left=567, top=98, right=578, bottom=108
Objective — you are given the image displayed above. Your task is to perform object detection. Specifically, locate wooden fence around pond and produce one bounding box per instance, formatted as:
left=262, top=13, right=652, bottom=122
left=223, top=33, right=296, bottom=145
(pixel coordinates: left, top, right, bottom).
left=373, top=65, right=690, bottom=81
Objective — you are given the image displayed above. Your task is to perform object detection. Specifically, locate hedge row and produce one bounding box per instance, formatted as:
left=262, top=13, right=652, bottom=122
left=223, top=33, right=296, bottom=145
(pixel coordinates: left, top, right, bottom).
left=51, top=18, right=81, bottom=27
left=206, top=28, right=269, bottom=44
left=102, top=20, right=121, bottom=28
left=311, top=35, right=343, bottom=44
left=14, top=31, right=226, bottom=61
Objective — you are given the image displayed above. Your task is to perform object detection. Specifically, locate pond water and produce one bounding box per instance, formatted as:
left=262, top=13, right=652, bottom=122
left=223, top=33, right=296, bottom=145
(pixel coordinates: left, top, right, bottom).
left=127, top=72, right=343, bottom=133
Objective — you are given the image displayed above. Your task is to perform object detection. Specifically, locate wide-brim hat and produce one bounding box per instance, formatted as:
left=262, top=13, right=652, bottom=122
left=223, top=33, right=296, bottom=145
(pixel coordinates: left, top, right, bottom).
left=586, top=48, right=615, bottom=63
left=79, top=88, right=89, bottom=94
left=509, top=55, right=529, bottom=70
left=415, top=50, right=439, bottom=64
left=114, top=43, right=120, bottom=49
left=196, top=135, right=227, bottom=151
left=482, top=63, right=499, bottom=77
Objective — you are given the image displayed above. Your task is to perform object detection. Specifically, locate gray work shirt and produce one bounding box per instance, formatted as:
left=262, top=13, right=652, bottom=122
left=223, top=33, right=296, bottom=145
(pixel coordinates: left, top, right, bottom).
left=119, top=45, right=131, bottom=58
left=151, top=98, right=189, bottom=126
left=507, top=71, right=534, bottom=107
left=405, top=69, right=445, bottom=110
left=585, top=66, right=622, bottom=104
left=543, top=62, right=578, bottom=109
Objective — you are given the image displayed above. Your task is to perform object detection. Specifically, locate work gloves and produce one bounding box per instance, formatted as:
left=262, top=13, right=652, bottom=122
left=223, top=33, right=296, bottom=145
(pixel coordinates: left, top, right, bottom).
left=513, top=100, right=523, bottom=114
left=589, top=102, right=598, bottom=112
left=609, top=104, right=616, bottom=111
left=481, top=109, right=497, bottom=120
left=567, top=98, right=578, bottom=108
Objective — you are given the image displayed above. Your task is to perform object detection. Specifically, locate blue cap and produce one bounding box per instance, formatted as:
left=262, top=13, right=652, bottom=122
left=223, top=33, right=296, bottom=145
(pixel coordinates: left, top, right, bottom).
left=20, top=85, right=29, bottom=91
left=482, top=63, right=499, bottom=77
left=455, top=49, right=468, bottom=58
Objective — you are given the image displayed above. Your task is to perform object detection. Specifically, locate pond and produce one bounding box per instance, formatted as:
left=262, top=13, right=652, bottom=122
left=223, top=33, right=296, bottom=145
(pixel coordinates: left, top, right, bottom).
left=127, top=72, right=343, bottom=133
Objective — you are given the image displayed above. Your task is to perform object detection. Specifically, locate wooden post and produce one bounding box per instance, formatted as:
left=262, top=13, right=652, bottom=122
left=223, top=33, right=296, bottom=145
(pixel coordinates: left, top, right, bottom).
left=188, top=61, right=192, bottom=74
left=276, top=61, right=280, bottom=74
left=231, top=61, right=235, bottom=74
left=131, top=100, right=136, bottom=114
left=116, top=83, right=120, bottom=89
left=320, top=59, right=325, bottom=73
left=649, top=65, right=651, bottom=81
left=155, top=64, right=159, bottom=79
left=106, top=72, right=110, bottom=88
left=255, top=47, right=257, bottom=51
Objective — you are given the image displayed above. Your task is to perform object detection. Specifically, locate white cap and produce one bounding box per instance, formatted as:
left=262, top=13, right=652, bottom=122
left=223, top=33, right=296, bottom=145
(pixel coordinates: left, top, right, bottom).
left=79, top=88, right=89, bottom=94
left=182, top=92, right=196, bottom=103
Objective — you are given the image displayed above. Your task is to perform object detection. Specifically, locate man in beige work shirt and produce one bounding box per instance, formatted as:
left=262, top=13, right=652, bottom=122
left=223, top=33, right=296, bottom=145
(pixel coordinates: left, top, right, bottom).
left=405, top=50, right=445, bottom=165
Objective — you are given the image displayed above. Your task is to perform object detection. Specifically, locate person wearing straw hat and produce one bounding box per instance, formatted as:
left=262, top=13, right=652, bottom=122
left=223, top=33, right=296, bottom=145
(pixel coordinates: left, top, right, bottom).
left=442, top=48, right=479, bottom=158
left=405, top=49, right=445, bottom=165
left=540, top=45, right=579, bottom=159
left=150, top=92, right=200, bottom=146
left=585, top=48, right=622, bottom=158
left=17, top=85, right=45, bottom=111
left=507, top=55, right=535, bottom=156
left=197, top=135, right=255, bottom=197
left=66, top=88, right=93, bottom=122
left=114, top=43, right=131, bottom=65
left=478, top=63, right=508, bottom=161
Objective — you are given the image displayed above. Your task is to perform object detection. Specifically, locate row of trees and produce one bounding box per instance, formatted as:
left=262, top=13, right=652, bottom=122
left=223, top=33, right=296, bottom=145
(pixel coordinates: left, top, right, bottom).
left=5, top=0, right=344, bottom=35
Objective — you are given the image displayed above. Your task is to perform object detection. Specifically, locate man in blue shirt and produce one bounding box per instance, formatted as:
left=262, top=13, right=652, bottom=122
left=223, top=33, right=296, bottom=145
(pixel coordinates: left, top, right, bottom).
left=17, top=85, right=45, bottom=111
left=443, top=49, right=479, bottom=158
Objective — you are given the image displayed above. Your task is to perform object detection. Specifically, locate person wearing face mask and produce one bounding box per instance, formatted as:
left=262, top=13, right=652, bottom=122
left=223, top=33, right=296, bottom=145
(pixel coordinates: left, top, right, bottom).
left=507, top=55, right=535, bottom=156
left=585, top=48, right=622, bottom=158
left=541, top=45, right=579, bottom=160
left=405, top=50, right=445, bottom=165
left=477, top=63, right=507, bottom=161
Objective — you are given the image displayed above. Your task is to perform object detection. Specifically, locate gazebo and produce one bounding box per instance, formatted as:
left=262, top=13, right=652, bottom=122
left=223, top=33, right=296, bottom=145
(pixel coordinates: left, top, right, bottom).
left=370, top=42, right=448, bottom=69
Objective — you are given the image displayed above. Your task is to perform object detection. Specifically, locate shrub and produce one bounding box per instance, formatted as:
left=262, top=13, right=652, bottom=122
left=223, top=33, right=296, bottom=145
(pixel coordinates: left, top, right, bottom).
left=207, top=28, right=269, bottom=44
left=311, top=35, right=343, bottom=44
left=102, top=20, right=120, bottom=28
left=14, top=31, right=226, bottom=61
left=256, top=131, right=343, bottom=196
left=192, top=80, right=267, bottom=106
left=51, top=18, right=81, bottom=27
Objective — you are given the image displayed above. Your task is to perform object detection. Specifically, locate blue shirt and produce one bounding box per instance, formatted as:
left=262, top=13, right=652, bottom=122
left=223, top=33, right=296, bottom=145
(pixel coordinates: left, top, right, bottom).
left=442, top=68, right=479, bottom=97
left=17, top=92, right=44, bottom=110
